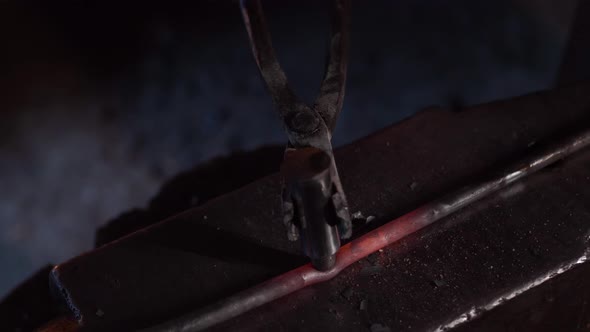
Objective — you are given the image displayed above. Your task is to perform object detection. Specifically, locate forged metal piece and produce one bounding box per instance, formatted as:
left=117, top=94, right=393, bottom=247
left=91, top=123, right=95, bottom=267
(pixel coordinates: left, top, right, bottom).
left=240, top=0, right=352, bottom=269
left=142, top=126, right=590, bottom=331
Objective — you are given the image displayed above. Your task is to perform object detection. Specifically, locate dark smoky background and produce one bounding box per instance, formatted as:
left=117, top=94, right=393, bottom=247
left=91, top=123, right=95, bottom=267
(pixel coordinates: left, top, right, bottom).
left=0, top=0, right=577, bottom=297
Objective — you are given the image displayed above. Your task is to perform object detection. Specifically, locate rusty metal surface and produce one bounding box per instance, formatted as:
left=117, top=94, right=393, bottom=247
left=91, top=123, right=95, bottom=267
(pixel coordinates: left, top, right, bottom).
left=52, top=83, right=590, bottom=330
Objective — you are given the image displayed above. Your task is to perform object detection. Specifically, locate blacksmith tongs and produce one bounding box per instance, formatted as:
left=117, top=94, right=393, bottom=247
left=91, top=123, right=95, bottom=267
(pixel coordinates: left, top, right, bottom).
left=241, top=0, right=352, bottom=271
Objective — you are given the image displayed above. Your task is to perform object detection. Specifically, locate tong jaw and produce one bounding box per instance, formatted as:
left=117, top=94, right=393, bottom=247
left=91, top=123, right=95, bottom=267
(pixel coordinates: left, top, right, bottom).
left=241, top=0, right=352, bottom=271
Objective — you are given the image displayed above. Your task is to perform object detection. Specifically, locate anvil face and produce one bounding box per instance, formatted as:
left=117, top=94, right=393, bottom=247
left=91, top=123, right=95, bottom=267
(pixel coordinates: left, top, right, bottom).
left=51, top=84, right=590, bottom=331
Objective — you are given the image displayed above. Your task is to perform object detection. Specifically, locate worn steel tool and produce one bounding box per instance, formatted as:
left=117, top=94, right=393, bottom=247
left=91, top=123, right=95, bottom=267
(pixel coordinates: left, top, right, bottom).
left=241, top=0, right=352, bottom=270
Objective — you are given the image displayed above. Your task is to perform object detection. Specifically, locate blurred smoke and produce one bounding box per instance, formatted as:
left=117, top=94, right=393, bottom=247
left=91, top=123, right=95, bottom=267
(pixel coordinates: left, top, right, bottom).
left=0, top=0, right=575, bottom=297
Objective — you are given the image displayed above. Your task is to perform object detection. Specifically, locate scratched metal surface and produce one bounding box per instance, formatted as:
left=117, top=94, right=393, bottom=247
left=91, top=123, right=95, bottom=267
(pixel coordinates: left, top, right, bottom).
left=453, top=260, right=590, bottom=331
left=52, top=83, right=590, bottom=330
left=214, top=134, right=590, bottom=332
